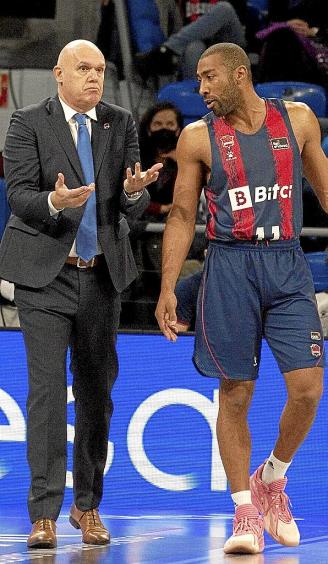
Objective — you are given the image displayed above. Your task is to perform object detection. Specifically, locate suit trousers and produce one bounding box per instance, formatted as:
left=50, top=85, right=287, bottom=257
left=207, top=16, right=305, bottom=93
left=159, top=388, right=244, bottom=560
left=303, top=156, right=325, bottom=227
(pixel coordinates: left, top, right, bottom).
left=14, top=259, right=121, bottom=522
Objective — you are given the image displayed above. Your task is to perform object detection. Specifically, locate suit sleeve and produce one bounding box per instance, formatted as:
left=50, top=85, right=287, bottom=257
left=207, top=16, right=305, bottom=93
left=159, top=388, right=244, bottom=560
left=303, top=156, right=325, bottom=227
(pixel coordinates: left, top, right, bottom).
left=119, top=112, right=150, bottom=217
left=3, top=110, right=52, bottom=223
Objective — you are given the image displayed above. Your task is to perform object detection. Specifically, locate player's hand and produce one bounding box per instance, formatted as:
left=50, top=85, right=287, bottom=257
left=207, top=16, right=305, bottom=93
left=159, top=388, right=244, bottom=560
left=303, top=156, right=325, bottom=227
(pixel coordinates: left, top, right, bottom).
left=175, top=322, right=190, bottom=333
left=287, top=18, right=311, bottom=36
left=155, top=289, right=178, bottom=342
left=124, top=162, right=163, bottom=194
left=50, top=173, right=95, bottom=210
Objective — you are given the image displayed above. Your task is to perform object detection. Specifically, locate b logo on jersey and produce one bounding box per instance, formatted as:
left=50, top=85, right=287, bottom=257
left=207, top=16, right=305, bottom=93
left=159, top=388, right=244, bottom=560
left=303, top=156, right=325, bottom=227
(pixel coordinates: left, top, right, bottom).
left=228, top=186, right=252, bottom=210
left=270, top=137, right=289, bottom=150
left=228, top=184, right=293, bottom=211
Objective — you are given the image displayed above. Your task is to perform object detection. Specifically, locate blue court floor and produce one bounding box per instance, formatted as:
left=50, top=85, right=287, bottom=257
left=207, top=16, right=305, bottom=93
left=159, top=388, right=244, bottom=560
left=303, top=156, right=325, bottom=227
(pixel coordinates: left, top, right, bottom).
left=0, top=513, right=327, bottom=563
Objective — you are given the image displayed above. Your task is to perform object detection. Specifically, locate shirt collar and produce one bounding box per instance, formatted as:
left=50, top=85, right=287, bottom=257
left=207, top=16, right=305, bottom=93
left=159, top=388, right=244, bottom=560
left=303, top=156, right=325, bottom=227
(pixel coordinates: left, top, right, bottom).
left=58, top=96, right=98, bottom=123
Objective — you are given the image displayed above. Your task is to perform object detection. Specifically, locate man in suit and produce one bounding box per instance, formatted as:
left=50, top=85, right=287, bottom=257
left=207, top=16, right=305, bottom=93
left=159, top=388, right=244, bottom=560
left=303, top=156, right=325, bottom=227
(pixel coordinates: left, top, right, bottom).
left=0, top=39, right=162, bottom=549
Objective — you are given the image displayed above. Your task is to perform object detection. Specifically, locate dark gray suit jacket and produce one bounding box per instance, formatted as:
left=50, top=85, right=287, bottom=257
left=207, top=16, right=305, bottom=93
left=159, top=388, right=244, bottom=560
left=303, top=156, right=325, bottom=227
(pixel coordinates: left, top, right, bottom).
left=0, top=96, right=149, bottom=291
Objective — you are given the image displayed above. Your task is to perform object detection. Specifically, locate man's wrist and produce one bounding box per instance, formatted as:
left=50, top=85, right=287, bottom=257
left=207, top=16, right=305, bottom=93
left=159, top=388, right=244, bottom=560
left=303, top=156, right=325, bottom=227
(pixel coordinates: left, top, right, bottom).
left=50, top=192, right=64, bottom=212
left=123, top=188, right=144, bottom=200
left=49, top=192, right=64, bottom=214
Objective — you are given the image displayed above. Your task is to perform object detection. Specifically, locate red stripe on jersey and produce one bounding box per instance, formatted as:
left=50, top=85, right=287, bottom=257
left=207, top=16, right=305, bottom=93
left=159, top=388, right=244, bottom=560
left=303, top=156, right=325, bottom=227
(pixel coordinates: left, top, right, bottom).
left=265, top=101, right=294, bottom=239
left=205, top=187, right=217, bottom=239
left=213, top=117, right=255, bottom=239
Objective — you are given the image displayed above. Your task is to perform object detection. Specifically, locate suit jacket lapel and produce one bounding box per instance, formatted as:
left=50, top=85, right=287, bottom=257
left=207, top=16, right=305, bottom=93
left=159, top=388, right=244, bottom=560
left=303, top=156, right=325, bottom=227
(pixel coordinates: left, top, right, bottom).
left=92, top=104, right=117, bottom=180
left=46, top=96, right=85, bottom=184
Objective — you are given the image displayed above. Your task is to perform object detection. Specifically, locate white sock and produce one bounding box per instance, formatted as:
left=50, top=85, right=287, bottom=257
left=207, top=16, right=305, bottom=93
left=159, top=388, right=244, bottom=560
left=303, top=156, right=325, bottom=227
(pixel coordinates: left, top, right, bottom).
left=231, top=490, right=252, bottom=506
left=262, top=452, right=292, bottom=484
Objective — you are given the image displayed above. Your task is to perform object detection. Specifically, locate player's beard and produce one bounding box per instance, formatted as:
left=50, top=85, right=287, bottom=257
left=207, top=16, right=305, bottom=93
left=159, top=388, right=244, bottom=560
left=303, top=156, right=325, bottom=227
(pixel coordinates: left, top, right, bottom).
left=212, top=77, right=240, bottom=118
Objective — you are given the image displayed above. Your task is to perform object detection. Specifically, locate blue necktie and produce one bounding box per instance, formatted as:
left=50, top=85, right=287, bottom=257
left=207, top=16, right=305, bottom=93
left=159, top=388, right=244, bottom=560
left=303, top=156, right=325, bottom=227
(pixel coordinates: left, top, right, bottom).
left=74, top=113, right=98, bottom=261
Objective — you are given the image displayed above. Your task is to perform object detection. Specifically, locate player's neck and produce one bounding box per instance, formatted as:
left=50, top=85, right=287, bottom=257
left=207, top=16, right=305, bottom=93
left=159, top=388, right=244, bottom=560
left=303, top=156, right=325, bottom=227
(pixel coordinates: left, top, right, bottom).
left=224, top=94, right=266, bottom=134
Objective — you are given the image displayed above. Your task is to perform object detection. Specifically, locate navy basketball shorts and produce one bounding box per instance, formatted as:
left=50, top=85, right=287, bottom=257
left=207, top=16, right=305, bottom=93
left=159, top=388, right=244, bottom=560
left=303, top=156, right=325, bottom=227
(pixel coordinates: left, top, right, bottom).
left=193, top=239, right=325, bottom=380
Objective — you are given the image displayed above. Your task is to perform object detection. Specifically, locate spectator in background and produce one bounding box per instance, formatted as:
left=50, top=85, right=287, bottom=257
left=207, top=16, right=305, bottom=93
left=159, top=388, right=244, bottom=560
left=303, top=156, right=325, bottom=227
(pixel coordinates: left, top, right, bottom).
left=136, top=101, right=205, bottom=296
left=128, top=102, right=183, bottom=299
left=256, top=0, right=328, bottom=89
left=139, top=101, right=183, bottom=176
left=135, top=0, right=247, bottom=79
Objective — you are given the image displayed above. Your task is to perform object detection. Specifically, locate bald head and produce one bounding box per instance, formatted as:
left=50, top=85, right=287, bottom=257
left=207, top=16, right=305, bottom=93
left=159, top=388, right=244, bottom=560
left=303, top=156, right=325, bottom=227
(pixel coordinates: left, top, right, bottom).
left=57, top=40, right=105, bottom=67
left=200, top=42, right=252, bottom=81
left=53, top=39, right=106, bottom=113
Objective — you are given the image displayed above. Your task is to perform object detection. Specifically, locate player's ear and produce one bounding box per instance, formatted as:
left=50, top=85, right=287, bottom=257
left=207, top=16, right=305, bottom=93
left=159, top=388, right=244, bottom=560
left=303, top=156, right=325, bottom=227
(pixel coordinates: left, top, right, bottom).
left=234, top=65, right=247, bottom=84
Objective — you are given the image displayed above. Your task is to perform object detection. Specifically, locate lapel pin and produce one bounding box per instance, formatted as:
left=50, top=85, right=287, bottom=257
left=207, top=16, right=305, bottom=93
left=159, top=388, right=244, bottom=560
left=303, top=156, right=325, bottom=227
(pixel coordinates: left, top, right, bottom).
left=103, top=123, right=110, bottom=129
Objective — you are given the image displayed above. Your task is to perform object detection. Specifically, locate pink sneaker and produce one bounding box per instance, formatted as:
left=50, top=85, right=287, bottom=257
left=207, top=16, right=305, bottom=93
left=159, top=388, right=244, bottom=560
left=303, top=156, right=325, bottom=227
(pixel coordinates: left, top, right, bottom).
left=223, top=504, right=264, bottom=554
left=250, top=462, right=300, bottom=546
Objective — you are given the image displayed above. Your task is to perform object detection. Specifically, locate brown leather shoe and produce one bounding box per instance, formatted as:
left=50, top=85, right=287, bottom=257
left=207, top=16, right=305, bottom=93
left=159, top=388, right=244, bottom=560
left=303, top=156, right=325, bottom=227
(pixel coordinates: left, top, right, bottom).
left=69, top=504, right=110, bottom=545
left=27, top=518, right=57, bottom=549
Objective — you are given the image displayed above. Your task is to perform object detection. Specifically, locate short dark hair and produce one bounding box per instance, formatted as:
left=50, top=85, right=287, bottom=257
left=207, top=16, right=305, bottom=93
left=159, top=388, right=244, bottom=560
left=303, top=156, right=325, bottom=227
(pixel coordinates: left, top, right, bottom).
left=200, top=42, right=252, bottom=80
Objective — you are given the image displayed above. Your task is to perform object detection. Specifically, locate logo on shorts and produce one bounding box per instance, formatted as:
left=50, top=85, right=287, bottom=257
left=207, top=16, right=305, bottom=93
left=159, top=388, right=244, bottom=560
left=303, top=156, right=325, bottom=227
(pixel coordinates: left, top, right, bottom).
left=253, top=356, right=258, bottom=367
left=310, top=343, right=321, bottom=357
left=311, top=331, right=321, bottom=341
left=270, top=137, right=289, bottom=150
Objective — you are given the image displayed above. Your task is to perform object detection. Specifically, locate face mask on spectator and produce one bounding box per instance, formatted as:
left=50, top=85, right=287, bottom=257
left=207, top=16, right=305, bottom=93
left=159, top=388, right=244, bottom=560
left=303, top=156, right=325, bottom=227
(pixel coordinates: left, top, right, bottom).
left=149, top=128, right=179, bottom=153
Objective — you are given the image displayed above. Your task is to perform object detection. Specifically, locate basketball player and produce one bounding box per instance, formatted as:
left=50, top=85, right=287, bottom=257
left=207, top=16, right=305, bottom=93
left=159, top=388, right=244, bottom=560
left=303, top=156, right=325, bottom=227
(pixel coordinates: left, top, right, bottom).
left=155, top=43, right=327, bottom=554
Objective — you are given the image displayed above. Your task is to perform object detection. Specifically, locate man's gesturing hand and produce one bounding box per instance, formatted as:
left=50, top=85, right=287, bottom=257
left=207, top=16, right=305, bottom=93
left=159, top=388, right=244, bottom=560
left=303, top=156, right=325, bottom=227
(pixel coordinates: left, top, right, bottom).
left=50, top=173, right=95, bottom=210
left=124, top=162, right=163, bottom=194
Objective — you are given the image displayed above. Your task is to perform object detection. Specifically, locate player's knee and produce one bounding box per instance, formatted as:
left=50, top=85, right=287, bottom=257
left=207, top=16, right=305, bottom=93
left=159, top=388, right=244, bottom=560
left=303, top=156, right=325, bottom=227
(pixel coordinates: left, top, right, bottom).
left=219, top=381, right=254, bottom=414
left=289, top=382, right=323, bottom=409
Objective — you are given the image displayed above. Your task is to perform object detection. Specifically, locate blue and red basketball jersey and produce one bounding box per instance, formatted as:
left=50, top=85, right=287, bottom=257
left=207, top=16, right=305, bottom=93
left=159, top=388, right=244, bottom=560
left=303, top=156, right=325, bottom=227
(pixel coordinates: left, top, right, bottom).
left=204, top=98, right=303, bottom=242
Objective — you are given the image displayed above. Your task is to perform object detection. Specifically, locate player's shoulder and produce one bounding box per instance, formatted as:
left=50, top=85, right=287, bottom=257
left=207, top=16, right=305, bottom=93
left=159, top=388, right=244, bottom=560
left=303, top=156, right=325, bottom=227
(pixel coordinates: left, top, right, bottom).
left=179, top=118, right=208, bottom=143
left=184, top=118, right=207, bottom=131
left=284, top=100, right=320, bottom=138
left=177, top=118, right=209, bottom=159
left=284, top=100, right=314, bottom=121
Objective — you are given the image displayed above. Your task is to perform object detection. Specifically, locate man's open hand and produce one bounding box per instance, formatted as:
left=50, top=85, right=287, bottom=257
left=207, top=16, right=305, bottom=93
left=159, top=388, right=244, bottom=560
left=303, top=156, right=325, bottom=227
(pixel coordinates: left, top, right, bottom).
left=50, top=173, right=95, bottom=210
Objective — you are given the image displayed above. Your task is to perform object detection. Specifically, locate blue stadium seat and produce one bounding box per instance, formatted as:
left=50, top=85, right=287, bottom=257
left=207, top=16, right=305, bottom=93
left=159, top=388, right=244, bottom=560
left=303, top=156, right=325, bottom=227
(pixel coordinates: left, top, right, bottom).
left=305, top=252, right=328, bottom=292
left=322, top=135, right=328, bottom=156
left=255, top=82, right=327, bottom=117
left=126, top=0, right=165, bottom=53
left=158, top=80, right=208, bottom=125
